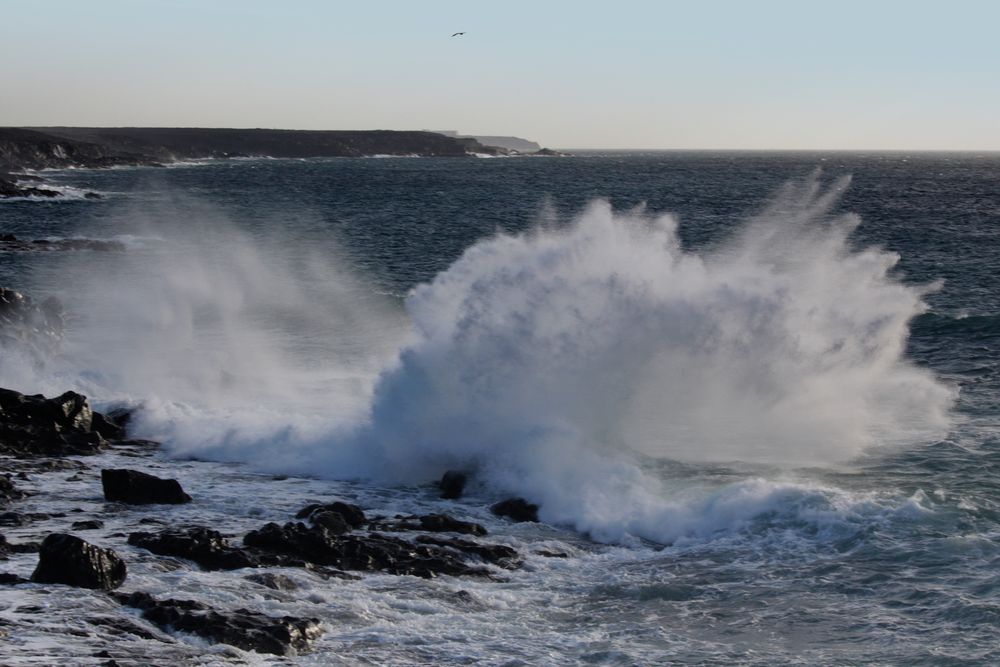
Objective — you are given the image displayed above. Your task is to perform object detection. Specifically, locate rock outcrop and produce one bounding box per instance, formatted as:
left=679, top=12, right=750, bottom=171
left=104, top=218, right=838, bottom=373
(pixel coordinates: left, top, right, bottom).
left=113, top=591, right=323, bottom=656
left=491, top=498, right=540, bottom=523
left=101, top=469, right=192, bottom=505
left=30, top=533, right=127, bottom=590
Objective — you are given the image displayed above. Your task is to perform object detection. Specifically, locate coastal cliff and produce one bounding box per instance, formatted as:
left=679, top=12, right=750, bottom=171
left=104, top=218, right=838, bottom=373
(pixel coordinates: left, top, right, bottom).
left=2, top=127, right=495, bottom=170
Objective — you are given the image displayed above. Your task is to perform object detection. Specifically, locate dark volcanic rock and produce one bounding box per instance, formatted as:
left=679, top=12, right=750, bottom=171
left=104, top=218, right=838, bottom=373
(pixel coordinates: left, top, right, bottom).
left=101, top=469, right=191, bottom=504
left=243, top=521, right=491, bottom=578
left=128, top=526, right=256, bottom=570
left=439, top=470, right=468, bottom=499
left=71, top=520, right=104, bottom=531
left=113, top=591, right=323, bottom=656
left=91, top=412, right=126, bottom=440
left=0, top=385, right=120, bottom=458
left=372, top=513, right=488, bottom=537
left=30, top=533, right=127, bottom=590
left=491, top=498, right=539, bottom=523
left=415, top=535, right=521, bottom=569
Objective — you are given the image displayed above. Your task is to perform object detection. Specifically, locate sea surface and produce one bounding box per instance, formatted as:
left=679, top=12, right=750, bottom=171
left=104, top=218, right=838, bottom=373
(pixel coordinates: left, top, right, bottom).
left=1, top=152, right=999, bottom=665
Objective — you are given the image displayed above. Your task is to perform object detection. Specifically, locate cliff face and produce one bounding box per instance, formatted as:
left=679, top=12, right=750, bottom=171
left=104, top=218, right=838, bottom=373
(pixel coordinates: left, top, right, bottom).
left=0, top=128, right=153, bottom=171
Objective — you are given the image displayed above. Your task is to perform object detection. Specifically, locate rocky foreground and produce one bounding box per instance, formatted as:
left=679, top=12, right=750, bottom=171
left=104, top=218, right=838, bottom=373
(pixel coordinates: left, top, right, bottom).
left=0, top=371, right=549, bottom=660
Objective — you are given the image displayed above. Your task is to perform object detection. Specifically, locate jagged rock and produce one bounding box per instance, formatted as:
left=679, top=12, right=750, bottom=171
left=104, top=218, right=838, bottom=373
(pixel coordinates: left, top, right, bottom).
left=243, top=521, right=491, bottom=578
left=101, top=469, right=191, bottom=504
left=113, top=591, right=323, bottom=656
left=30, top=533, right=127, bottom=590
left=415, top=535, right=521, bottom=569
left=439, top=470, right=468, bottom=499
left=0, top=386, right=116, bottom=458
left=246, top=572, right=299, bottom=591
left=295, top=501, right=365, bottom=528
left=128, top=526, right=256, bottom=570
left=0, top=387, right=91, bottom=431
left=491, top=498, right=539, bottom=523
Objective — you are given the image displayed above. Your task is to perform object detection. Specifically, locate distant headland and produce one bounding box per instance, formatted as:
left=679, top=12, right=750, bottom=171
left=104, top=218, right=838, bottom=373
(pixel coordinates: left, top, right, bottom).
left=0, top=127, right=563, bottom=198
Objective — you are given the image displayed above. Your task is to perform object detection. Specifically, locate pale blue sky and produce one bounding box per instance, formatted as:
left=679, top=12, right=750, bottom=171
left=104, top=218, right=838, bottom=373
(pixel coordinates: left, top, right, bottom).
left=2, top=0, right=998, bottom=149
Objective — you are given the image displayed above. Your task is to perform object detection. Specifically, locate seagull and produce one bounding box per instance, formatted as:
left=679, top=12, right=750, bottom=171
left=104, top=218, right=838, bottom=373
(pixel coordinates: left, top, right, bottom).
left=451, top=32, right=465, bottom=37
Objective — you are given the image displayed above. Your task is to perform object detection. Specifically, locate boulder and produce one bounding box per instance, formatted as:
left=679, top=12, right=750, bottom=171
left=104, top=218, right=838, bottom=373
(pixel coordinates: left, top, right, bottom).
left=70, top=520, right=104, bottom=530
left=113, top=591, right=323, bottom=656
left=30, top=533, right=127, bottom=590
left=101, top=469, right=191, bottom=504
left=439, top=470, right=468, bottom=499
left=490, top=498, right=539, bottom=523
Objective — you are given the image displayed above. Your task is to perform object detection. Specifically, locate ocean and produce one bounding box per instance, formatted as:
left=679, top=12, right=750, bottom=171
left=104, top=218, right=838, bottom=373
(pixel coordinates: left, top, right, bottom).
left=1, top=152, right=999, bottom=665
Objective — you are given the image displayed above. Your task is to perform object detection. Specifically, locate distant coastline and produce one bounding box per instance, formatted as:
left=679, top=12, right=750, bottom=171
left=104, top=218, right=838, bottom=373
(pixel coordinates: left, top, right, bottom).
left=0, top=127, right=561, bottom=198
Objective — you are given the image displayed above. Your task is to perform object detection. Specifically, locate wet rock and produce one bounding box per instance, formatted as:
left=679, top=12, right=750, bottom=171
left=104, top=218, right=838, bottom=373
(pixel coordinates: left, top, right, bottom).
left=30, top=533, right=127, bottom=590
left=71, top=520, right=104, bottom=530
left=491, top=498, right=539, bottom=523
left=439, top=470, right=468, bottom=499
left=415, top=535, right=521, bottom=569
left=295, top=501, right=366, bottom=528
left=246, top=572, right=299, bottom=591
left=0, top=386, right=112, bottom=458
left=310, top=511, right=350, bottom=535
left=101, top=468, right=191, bottom=504
left=243, top=521, right=491, bottom=578
left=0, top=572, right=27, bottom=585
left=113, top=591, right=323, bottom=656
left=418, top=514, right=487, bottom=536
left=372, top=513, right=488, bottom=536
left=91, top=412, right=126, bottom=440
left=535, top=549, right=569, bottom=558
left=128, top=526, right=256, bottom=570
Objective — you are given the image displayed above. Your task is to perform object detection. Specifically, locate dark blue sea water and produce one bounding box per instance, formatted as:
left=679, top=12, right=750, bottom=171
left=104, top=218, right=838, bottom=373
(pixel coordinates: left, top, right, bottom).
left=2, top=153, right=999, bottom=665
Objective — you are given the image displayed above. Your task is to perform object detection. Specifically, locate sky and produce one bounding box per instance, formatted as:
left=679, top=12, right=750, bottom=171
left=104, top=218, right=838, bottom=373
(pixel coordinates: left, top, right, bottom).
left=1, top=0, right=998, bottom=150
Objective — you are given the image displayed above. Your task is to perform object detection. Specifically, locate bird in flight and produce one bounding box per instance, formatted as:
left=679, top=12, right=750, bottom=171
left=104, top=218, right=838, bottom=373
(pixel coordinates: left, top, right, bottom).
left=451, top=32, right=465, bottom=37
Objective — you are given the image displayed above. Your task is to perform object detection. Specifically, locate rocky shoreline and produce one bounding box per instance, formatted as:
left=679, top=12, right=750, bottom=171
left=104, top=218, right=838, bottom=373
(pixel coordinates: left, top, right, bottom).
left=0, top=284, right=554, bottom=660
left=0, top=383, right=551, bottom=659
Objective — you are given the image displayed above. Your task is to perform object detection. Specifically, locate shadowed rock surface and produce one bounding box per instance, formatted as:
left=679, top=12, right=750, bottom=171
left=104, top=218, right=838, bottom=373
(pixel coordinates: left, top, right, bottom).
left=0, top=387, right=119, bottom=457
left=112, top=591, right=323, bottom=656
left=101, top=469, right=192, bottom=505
left=30, top=533, right=127, bottom=590
left=439, top=470, right=468, bottom=499
left=491, top=498, right=540, bottom=523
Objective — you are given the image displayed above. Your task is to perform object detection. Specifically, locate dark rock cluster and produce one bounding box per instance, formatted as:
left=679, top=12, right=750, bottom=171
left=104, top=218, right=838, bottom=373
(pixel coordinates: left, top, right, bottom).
left=0, top=387, right=127, bottom=458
